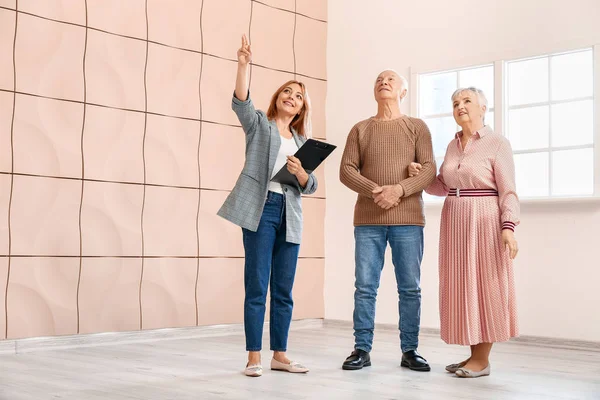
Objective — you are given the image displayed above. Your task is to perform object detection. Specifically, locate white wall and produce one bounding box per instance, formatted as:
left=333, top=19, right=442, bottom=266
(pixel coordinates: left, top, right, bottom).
left=325, top=0, right=600, bottom=342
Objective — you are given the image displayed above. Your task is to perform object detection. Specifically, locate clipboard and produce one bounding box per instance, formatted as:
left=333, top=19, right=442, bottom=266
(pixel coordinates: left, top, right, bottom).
left=271, top=139, right=336, bottom=186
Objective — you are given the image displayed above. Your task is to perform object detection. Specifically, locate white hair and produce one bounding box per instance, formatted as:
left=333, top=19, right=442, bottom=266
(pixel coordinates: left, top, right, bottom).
left=377, top=69, right=409, bottom=91
left=399, top=75, right=409, bottom=91
left=451, top=87, right=487, bottom=122
left=376, top=70, right=409, bottom=102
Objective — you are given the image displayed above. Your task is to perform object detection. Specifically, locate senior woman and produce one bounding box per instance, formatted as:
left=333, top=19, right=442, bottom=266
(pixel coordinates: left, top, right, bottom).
left=218, top=35, right=317, bottom=377
left=409, top=87, right=519, bottom=378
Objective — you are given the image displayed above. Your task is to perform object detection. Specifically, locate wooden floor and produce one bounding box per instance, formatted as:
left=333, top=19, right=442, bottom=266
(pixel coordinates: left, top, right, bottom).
left=0, top=322, right=599, bottom=400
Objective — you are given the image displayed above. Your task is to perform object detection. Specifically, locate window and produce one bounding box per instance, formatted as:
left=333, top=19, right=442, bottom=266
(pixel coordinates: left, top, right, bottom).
left=415, top=47, right=596, bottom=201
left=507, top=49, right=594, bottom=197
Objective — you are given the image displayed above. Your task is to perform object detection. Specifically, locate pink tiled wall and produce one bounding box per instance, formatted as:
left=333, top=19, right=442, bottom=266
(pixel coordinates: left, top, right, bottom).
left=0, top=0, right=327, bottom=339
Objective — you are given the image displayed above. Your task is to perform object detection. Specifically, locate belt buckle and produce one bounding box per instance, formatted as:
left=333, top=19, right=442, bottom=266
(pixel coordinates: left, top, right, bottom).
left=456, top=188, right=460, bottom=198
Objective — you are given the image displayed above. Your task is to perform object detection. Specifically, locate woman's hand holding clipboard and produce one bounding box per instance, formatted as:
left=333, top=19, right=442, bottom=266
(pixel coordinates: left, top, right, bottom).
left=271, top=139, right=336, bottom=186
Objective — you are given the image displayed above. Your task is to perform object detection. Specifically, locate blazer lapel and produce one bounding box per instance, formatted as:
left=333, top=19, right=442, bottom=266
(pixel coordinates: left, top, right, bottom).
left=267, top=121, right=281, bottom=178
left=291, top=127, right=305, bottom=148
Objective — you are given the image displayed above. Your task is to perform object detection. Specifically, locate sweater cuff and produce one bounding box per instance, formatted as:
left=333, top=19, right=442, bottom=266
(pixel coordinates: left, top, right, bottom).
left=502, top=221, right=516, bottom=232
left=398, top=183, right=406, bottom=198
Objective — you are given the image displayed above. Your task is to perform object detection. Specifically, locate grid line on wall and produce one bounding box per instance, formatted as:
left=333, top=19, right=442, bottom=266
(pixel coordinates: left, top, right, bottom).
left=293, top=0, right=297, bottom=79
left=194, top=0, right=206, bottom=328
left=0, top=2, right=326, bottom=27
left=248, top=0, right=254, bottom=88
left=138, top=0, right=150, bottom=330
left=251, top=0, right=326, bottom=22
left=75, top=0, right=89, bottom=335
left=0, top=6, right=327, bottom=82
left=0, top=84, right=326, bottom=126
left=4, top=0, right=18, bottom=340
left=0, top=172, right=328, bottom=199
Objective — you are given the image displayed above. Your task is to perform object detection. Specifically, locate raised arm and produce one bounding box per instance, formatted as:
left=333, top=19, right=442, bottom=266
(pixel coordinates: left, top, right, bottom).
left=231, top=34, right=260, bottom=135
left=235, top=34, right=251, bottom=102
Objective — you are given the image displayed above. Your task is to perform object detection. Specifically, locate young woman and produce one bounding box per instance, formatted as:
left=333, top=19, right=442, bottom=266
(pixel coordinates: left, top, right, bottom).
left=217, top=35, right=318, bottom=377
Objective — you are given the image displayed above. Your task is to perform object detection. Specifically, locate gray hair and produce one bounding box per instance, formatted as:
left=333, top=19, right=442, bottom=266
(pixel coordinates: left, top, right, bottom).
left=375, top=70, right=409, bottom=102
left=400, top=76, right=409, bottom=93
left=451, top=87, right=488, bottom=123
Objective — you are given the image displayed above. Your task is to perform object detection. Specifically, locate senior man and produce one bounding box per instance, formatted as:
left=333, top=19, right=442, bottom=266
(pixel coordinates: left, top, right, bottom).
left=339, top=70, right=436, bottom=372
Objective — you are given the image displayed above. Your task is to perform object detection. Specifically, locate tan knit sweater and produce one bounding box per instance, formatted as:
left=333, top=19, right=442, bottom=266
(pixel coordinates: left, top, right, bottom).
left=339, top=116, right=436, bottom=226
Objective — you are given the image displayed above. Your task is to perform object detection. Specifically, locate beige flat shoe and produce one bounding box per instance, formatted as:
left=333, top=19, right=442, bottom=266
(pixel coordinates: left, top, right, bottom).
left=455, top=364, right=491, bottom=378
left=244, top=363, right=263, bottom=377
left=271, top=358, right=309, bottom=373
left=445, top=360, right=468, bottom=373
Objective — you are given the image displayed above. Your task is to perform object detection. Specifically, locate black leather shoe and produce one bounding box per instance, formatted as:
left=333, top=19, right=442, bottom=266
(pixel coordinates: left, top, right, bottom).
left=342, top=349, right=371, bottom=370
left=401, top=350, right=431, bottom=371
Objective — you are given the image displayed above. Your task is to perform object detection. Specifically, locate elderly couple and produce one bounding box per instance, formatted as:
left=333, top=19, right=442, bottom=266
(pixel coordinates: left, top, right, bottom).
left=218, top=35, right=520, bottom=379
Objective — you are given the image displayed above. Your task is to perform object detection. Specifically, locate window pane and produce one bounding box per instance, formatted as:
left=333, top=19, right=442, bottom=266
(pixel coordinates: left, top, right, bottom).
left=423, top=116, right=457, bottom=158
left=420, top=72, right=456, bottom=115
left=508, top=106, right=549, bottom=150
left=551, top=100, right=594, bottom=147
left=486, top=110, right=494, bottom=131
left=508, top=57, right=549, bottom=106
left=458, top=66, right=494, bottom=108
left=514, top=152, right=549, bottom=197
left=551, top=50, right=593, bottom=101
left=552, top=148, right=594, bottom=196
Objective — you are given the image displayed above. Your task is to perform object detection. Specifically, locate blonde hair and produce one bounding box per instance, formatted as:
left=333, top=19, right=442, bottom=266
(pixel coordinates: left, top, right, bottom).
left=266, top=80, right=312, bottom=138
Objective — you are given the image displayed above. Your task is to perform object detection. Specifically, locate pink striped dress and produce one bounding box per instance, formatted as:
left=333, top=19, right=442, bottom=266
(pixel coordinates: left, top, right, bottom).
left=426, top=125, right=520, bottom=345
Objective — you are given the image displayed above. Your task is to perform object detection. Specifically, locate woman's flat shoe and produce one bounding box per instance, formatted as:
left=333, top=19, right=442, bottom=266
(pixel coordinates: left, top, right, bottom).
left=455, top=364, right=491, bottom=378
left=271, top=358, right=309, bottom=373
left=244, top=363, right=263, bottom=377
left=445, top=360, right=468, bottom=373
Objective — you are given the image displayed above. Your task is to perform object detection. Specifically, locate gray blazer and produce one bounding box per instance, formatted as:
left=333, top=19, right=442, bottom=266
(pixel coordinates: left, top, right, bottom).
left=217, top=93, right=318, bottom=244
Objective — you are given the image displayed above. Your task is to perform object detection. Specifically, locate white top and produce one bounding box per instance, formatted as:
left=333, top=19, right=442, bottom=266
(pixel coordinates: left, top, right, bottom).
left=269, top=136, right=299, bottom=194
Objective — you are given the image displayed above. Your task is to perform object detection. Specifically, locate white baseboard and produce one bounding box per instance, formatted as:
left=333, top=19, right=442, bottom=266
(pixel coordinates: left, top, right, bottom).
left=0, top=319, right=324, bottom=355
left=324, top=319, right=600, bottom=352
left=2, top=318, right=598, bottom=355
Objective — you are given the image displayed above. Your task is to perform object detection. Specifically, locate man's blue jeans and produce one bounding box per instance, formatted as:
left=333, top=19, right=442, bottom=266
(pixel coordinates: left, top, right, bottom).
left=353, top=225, right=424, bottom=353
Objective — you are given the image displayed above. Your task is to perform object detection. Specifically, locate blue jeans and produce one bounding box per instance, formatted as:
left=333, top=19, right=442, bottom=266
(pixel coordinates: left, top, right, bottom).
left=242, top=191, right=299, bottom=352
left=353, top=225, right=424, bottom=353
